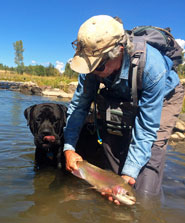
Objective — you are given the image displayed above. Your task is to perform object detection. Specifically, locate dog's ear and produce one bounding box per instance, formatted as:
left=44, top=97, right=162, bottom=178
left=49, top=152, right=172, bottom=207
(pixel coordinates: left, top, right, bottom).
left=57, top=104, right=67, bottom=123
left=24, top=105, right=37, bottom=135
left=24, top=105, right=36, bottom=125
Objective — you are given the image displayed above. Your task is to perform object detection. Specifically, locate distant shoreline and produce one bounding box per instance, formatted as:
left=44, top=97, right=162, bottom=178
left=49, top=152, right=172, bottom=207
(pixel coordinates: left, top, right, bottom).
left=0, top=80, right=77, bottom=100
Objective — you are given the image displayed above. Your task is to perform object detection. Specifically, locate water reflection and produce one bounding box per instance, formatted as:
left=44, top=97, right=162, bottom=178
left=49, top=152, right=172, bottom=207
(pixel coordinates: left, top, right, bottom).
left=11, top=93, right=23, bottom=126
left=20, top=169, right=136, bottom=223
left=0, top=90, right=185, bottom=223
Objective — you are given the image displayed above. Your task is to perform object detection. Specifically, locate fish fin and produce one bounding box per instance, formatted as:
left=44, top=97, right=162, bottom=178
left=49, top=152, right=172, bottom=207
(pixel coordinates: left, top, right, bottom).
left=71, top=169, right=85, bottom=179
left=86, top=186, right=97, bottom=190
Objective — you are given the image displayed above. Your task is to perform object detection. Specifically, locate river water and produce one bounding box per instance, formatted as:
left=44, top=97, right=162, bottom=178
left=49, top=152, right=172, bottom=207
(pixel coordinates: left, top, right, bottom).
left=0, top=89, right=185, bottom=223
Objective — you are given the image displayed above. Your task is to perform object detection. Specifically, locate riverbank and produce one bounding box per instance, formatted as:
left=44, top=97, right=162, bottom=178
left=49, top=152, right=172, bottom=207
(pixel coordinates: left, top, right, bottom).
left=1, top=79, right=185, bottom=143
left=0, top=80, right=77, bottom=100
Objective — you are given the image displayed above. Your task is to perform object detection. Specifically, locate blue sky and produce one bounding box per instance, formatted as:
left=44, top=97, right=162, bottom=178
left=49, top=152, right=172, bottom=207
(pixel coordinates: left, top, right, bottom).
left=0, top=0, right=185, bottom=72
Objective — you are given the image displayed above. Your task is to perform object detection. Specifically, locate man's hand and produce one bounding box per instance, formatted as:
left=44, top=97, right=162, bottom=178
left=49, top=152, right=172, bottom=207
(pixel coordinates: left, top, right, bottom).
left=64, top=150, right=83, bottom=172
left=101, top=175, right=136, bottom=205
left=121, top=175, right=136, bottom=186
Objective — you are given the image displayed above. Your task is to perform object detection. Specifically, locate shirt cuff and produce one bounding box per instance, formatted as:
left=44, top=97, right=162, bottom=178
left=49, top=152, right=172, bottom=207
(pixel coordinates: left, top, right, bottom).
left=121, top=161, right=142, bottom=179
left=63, top=143, right=76, bottom=152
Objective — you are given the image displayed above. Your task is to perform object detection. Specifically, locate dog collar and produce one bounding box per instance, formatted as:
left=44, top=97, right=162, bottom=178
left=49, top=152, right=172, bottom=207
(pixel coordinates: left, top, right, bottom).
left=47, top=152, right=54, bottom=160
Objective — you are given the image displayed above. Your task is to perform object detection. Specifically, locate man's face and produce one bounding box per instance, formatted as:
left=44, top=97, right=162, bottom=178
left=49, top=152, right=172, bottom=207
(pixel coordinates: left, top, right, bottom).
left=93, top=53, right=123, bottom=78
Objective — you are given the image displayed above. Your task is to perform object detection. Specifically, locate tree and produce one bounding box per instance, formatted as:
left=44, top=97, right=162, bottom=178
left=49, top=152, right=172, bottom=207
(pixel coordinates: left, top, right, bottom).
left=63, top=63, right=78, bottom=79
left=45, top=63, right=61, bottom=76
left=13, top=40, right=24, bottom=74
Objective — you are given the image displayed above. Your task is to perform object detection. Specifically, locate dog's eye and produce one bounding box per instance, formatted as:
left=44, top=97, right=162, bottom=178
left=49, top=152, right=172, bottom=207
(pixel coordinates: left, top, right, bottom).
left=49, top=116, right=56, bottom=123
left=54, top=120, right=59, bottom=127
left=54, top=119, right=60, bottom=123
left=36, top=118, right=42, bottom=122
left=54, top=120, right=61, bottom=133
left=52, top=118, right=59, bottom=123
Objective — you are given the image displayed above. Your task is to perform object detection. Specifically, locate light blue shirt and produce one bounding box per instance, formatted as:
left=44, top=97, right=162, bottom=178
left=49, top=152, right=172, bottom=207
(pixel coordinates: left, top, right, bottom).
left=64, top=44, right=180, bottom=179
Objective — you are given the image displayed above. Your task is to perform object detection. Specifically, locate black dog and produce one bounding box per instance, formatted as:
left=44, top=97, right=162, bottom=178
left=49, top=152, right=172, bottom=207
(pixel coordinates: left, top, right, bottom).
left=24, top=103, right=67, bottom=169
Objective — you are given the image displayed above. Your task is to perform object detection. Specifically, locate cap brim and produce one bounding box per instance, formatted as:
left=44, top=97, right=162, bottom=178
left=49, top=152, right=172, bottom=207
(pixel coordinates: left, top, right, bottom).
left=70, top=52, right=103, bottom=74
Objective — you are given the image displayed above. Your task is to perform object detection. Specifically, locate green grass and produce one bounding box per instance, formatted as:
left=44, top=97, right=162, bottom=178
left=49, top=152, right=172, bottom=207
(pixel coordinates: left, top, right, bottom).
left=0, top=70, right=77, bottom=89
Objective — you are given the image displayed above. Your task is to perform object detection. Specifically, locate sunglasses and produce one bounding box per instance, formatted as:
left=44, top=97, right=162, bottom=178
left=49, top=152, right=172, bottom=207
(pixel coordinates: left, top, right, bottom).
left=95, top=57, right=110, bottom=72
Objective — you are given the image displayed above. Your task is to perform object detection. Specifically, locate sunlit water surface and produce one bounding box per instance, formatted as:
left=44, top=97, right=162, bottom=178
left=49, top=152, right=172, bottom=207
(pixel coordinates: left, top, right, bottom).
left=0, top=89, right=185, bottom=223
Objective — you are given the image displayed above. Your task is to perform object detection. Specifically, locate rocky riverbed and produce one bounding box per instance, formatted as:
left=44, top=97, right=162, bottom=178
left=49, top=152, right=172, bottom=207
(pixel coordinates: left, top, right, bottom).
left=1, top=79, right=185, bottom=143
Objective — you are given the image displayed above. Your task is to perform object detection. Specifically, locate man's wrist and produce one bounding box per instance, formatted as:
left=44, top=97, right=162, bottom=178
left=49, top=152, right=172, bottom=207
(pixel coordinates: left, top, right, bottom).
left=121, top=161, right=142, bottom=179
left=63, top=143, right=75, bottom=152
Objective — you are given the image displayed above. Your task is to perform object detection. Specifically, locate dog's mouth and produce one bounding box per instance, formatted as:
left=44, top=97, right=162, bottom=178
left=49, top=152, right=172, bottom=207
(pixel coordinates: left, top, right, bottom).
left=42, top=135, right=56, bottom=148
left=43, top=135, right=56, bottom=142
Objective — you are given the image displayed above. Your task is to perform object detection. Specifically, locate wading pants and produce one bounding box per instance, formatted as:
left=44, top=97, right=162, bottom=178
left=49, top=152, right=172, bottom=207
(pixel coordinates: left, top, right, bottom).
left=100, top=83, right=184, bottom=195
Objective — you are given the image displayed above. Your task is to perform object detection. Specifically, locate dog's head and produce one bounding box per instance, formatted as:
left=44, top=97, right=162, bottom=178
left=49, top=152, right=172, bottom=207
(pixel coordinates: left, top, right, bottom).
left=24, top=103, right=67, bottom=151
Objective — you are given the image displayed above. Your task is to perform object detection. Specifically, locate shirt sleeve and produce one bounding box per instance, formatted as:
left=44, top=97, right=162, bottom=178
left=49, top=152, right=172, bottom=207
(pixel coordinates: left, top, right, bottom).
left=121, top=45, right=168, bottom=179
left=64, top=73, right=98, bottom=151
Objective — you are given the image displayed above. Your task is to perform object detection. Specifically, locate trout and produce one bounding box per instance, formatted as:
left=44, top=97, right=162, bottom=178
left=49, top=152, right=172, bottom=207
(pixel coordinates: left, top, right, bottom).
left=72, top=160, right=136, bottom=205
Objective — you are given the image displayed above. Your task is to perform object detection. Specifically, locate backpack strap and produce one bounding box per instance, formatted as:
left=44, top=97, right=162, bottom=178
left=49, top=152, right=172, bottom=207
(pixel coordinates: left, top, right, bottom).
left=129, top=36, right=146, bottom=106
left=131, top=64, right=139, bottom=107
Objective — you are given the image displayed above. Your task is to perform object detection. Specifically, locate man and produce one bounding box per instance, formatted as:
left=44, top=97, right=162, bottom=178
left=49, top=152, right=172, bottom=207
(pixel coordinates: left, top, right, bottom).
left=63, top=15, right=184, bottom=204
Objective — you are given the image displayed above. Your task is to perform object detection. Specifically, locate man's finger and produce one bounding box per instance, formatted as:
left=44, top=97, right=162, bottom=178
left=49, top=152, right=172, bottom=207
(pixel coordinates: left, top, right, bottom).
left=114, top=199, right=120, bottom=205
left=108, top=196, right=113, bottom=202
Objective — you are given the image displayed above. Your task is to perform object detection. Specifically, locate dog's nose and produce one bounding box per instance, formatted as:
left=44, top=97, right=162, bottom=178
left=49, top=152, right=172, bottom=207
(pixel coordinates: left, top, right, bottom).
left=42, top=129, right=52, bottom=136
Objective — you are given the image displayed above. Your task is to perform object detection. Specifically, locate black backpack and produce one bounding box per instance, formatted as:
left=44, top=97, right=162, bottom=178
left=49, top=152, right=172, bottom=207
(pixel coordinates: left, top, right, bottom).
left=128, top=26, right=183, bottom=106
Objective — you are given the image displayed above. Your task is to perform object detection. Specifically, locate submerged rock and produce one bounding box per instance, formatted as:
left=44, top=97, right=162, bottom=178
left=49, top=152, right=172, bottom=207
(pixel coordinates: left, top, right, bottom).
left=170, top=132, right=185, bottom=140
left=170, top=115, right=185, bottom=143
